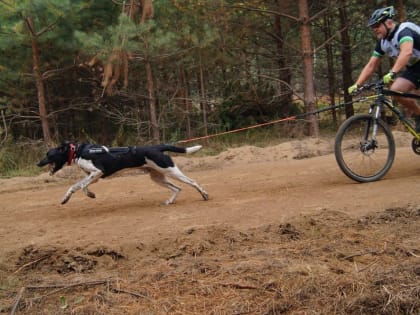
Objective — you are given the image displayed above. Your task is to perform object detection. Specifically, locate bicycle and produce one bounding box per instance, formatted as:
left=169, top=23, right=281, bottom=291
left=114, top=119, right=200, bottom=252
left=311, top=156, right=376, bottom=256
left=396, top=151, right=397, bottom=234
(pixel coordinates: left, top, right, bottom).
left=334, top=79, right=420, bottom=183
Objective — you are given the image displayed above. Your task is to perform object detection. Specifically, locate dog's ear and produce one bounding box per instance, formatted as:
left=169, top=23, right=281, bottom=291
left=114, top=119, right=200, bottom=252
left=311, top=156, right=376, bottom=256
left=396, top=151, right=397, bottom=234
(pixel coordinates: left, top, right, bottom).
left=58, top=141, right=71, bottom=152
left=61, top=140, right=70, bottom=147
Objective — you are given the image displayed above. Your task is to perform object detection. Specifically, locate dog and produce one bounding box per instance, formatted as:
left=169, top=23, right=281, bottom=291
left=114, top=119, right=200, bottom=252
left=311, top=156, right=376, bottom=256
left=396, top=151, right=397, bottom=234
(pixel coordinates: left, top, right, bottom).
left=37, top=141, right=209, bottom=205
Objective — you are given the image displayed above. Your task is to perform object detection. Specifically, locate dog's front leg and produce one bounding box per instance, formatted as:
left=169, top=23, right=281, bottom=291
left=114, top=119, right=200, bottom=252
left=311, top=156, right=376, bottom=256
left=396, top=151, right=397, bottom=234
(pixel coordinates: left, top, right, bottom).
left=61, top=170, right=103, bottom=204
left=82, top=173, right=102, bottom=199
left=82, top=187, right=96, bottom=199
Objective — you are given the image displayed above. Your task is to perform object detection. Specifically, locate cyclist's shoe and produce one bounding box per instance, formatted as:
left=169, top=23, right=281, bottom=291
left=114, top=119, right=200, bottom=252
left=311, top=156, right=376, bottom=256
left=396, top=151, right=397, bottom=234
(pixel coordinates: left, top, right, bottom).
left=414, top=115, right=420, bottom=133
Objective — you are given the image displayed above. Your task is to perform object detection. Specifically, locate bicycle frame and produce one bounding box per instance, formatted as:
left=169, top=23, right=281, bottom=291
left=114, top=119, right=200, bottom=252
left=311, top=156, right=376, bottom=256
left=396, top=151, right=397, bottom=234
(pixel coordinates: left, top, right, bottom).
left=353, top=82, right=420, bottom=140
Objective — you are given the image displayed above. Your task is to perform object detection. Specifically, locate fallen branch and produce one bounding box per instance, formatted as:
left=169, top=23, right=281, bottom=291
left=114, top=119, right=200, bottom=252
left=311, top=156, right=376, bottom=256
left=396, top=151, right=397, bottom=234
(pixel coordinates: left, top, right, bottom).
left=110, top=286, right=151, bottom=300
left=8, top=279, right=114, bottom=314
left=28, top=279, right=112, bottom=302
left=10, top=287, right=25, bottom=315
left=358, top=259, right=379, bottom=272
left=220, top=283, right=258, bottom=290
left=342, top=250, right=382, bottom=261
left=14, top=255, right=50, bottom=274
left=408, top=251, right=419, bottom=258
left=343, top=243, right=389, bottom=261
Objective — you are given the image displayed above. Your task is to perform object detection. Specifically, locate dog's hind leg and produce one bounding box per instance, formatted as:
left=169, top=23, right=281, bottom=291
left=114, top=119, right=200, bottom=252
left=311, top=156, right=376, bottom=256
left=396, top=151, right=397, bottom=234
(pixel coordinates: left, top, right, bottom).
left=165, top=166, right=209, bottom=201
left=62, top=170, right=103, bottom=204
left=148, top=169, right=181, bottom=205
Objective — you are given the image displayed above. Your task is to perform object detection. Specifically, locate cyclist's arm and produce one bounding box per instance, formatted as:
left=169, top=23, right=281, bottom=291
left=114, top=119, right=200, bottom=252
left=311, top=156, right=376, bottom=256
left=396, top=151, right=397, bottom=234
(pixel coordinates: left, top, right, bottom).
left=391, top=39, right=414, bottom=73
left=355, top=56, right=381, bottom=86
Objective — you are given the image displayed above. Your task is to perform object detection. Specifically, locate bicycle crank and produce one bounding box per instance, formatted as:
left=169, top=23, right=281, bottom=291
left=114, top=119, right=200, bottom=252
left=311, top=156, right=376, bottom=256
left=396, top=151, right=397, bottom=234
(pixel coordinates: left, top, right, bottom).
left=411, top=138, right=420, bottom=155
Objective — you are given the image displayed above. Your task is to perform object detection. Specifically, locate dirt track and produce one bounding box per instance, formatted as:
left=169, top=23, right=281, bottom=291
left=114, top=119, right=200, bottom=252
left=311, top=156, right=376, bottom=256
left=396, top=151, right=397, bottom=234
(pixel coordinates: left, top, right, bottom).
left=1, top=135, right=419, bottom=314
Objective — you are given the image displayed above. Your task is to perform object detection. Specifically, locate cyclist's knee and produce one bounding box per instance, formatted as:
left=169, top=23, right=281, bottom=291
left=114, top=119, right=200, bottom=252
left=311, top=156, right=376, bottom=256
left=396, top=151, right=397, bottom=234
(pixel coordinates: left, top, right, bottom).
left=391, top=78, right=415, bottom=92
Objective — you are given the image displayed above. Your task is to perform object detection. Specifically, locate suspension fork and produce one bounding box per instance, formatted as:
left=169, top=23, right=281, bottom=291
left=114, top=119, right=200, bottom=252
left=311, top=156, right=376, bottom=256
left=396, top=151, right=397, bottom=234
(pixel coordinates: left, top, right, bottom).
left=365, top=96, right=383, bottom=142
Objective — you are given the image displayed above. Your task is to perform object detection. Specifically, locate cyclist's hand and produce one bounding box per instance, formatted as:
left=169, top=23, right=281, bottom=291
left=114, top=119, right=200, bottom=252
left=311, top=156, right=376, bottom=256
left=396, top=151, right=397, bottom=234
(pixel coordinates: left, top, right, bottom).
left=383, top=71, right=396, bottom=84
left=348, top=83, right=358, bottom=95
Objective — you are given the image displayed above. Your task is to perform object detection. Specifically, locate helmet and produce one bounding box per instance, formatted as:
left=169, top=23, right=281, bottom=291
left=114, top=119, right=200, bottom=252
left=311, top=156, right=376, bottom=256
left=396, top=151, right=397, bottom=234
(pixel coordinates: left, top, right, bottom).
left=367, top=6, right=395, bottom=27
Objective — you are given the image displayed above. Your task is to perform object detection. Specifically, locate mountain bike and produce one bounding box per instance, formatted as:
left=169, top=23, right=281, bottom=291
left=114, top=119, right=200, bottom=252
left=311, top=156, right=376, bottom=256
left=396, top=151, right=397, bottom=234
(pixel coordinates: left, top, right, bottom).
left=334, top=80, right=420, bottom=182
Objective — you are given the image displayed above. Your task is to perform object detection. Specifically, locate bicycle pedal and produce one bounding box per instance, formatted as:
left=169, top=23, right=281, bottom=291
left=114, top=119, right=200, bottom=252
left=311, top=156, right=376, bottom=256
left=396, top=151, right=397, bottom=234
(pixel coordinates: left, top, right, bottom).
left=385, top=115, right=398, bottom=126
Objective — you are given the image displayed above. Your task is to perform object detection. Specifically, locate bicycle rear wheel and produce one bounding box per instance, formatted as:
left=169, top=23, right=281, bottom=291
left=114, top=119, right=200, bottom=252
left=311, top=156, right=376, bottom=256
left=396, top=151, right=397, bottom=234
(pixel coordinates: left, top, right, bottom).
left=334, top=114, right=395, bottom=182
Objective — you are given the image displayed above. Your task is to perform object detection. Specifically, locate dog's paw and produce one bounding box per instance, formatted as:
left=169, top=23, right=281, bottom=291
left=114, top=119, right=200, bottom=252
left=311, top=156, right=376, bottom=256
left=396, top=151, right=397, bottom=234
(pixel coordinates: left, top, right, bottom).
left=61, top=195, right=71, bottom=204
left=202, top=192, right=209, bottom=201
left=164, top=199, right=175, bottom=205
left=86, top=191, right=96, bottom=199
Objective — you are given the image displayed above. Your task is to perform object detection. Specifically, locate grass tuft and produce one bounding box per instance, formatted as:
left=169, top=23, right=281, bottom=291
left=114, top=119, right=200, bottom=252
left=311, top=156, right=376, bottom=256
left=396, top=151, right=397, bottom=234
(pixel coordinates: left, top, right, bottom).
left=0, top=139, right=45, bottom=178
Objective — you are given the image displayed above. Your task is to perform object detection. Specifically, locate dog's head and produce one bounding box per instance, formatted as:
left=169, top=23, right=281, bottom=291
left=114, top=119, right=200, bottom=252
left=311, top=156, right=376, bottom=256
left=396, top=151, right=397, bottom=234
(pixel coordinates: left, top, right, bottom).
left=37, top=141, right=75, bottom=174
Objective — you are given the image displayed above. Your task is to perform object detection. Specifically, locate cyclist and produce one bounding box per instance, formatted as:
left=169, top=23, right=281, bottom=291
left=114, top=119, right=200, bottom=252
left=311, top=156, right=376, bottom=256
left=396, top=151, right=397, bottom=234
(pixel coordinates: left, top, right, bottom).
left=348, top=6, right=420, bottom=131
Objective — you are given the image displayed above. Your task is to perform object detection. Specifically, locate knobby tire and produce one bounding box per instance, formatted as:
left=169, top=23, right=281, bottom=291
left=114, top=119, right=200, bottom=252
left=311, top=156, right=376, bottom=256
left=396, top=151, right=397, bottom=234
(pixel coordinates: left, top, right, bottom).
left=335, top=114, right=395, bottom=182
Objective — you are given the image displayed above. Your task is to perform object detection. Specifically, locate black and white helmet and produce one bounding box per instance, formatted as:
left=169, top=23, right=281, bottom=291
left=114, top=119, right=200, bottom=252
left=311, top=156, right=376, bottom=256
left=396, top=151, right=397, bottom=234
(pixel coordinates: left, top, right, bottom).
left=367, top=6, right=396, bottom=27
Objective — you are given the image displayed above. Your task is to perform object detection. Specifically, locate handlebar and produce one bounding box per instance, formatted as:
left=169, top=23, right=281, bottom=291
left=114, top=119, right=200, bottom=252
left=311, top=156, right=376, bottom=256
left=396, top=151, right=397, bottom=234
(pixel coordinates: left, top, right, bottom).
left=351, top=81, right=420, bottom=100
left=351, top=80, right=385, bottom=96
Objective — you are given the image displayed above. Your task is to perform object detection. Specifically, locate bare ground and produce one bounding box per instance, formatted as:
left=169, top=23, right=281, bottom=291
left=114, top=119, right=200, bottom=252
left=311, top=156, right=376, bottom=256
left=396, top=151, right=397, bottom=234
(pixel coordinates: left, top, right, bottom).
left=0, top=132, right=419, bottom=314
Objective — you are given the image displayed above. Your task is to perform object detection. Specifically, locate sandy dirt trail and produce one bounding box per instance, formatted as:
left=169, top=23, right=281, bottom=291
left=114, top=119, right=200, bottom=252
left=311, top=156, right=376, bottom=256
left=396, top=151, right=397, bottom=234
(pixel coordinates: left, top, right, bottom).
left=1, top=136, right=419, bottom=255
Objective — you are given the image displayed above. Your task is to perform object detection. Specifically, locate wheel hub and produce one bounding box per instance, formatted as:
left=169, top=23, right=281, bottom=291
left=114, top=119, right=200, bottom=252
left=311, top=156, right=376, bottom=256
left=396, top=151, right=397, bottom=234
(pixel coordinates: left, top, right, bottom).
left=360, top=140, right=377, bottom=154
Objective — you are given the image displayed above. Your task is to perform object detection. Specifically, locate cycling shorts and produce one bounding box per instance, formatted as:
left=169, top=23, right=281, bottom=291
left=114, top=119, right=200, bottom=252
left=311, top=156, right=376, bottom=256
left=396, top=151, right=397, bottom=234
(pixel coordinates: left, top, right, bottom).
left=401, top=61, right=420, bottom=89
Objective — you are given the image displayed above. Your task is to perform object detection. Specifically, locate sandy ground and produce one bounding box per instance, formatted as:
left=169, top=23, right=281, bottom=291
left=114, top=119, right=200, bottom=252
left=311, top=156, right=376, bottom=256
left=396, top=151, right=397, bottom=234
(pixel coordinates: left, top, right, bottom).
left=0, top=133, right=419, bottom=314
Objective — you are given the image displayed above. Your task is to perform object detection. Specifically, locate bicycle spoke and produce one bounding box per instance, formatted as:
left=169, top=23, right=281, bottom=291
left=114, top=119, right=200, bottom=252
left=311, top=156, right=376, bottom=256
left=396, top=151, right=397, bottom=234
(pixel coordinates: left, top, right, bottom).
left=335, top=115, right=395, bottom=182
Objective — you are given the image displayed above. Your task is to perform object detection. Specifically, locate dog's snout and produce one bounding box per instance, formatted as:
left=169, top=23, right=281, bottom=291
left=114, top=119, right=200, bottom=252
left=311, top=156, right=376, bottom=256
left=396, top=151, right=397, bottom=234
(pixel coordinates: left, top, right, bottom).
left=37, top=158, right=50, bottom=167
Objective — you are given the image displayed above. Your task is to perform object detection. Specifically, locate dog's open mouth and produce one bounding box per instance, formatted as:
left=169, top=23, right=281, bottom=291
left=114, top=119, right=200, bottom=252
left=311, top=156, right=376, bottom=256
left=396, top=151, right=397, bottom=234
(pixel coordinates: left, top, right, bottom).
left=37, top=160, right=57, bottom=175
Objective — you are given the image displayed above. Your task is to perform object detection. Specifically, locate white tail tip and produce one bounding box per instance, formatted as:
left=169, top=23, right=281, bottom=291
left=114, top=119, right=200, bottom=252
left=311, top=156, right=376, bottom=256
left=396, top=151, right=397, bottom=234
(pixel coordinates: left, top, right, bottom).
left=186, top=145, right=202, bottom=154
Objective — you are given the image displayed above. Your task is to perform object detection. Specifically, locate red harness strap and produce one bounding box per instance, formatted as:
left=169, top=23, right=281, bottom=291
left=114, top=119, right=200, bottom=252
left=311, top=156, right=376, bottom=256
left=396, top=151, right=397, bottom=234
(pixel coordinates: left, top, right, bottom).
left=67, top=143, right=76, bottom=165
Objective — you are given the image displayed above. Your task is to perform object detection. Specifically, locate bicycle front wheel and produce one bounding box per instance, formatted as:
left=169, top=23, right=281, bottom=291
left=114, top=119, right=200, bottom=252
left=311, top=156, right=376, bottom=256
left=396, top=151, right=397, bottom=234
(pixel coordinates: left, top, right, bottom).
left=335, top=114, right=395, bottom=182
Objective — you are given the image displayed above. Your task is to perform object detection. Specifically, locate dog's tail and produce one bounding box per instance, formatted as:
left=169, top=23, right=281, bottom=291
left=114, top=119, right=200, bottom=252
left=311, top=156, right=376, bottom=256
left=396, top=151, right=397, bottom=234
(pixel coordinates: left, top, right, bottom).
left=159, top=144, right=202, bottom=154
left=185, top=145, right=202, bottom=154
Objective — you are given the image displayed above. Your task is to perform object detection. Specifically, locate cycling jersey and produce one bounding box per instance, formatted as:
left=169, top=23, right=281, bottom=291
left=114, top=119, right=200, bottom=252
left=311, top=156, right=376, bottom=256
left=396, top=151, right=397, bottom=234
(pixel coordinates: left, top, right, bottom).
left=373, top=22, right=420, bottom=67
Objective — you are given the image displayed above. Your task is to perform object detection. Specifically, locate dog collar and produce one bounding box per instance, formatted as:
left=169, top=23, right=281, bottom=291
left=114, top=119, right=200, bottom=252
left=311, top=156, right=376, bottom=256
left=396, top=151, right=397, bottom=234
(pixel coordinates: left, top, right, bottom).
left=67, top=143, right=76, bottom=165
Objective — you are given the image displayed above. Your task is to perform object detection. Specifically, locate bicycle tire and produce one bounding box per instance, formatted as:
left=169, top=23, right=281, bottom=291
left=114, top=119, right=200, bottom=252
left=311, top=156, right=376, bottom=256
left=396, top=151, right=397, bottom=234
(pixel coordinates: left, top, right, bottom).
left=334, top=114, right=395, bottom=182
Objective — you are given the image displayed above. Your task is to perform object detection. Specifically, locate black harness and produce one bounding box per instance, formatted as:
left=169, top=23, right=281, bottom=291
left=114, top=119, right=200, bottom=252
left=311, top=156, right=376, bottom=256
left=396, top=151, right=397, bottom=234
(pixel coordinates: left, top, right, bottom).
left=75, top=144, right=137, bottom=160
left=73, top=144, right=147, bottom=177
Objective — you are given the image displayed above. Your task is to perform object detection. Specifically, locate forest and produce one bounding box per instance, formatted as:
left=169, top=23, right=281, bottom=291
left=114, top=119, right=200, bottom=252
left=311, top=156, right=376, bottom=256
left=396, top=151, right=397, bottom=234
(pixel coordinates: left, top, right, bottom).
left=0, top=0, right=419, bottom=174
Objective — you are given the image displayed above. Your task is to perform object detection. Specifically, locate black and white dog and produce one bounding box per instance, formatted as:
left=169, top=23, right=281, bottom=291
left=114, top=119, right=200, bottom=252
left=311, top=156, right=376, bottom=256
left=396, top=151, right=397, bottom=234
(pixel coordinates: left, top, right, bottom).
left=37, top=141, right=209, bottom=205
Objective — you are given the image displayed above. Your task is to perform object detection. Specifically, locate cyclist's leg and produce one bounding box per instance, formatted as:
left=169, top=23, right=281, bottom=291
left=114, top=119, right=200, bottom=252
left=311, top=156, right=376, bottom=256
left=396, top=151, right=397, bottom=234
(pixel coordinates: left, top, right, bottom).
left=390, top=78, right=419, bottom=114
left=391, top=67, right=420, bottom=130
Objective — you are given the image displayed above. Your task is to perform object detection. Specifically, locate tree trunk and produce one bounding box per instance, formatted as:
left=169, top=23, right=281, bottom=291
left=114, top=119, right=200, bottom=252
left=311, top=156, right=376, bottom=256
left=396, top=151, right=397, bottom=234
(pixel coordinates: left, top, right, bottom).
left=338, top=0, right=354, bottom=118
left=298, top=0, right=319, bottom=137
left=395, top=0, right=406, bottom=22
left=140, top=1, right=159, bottom=143
left=146, top=62, right=159, bottom=142
left=180, top=64, right=192, bottom=139
left=26, top=17, right=52, bottom=147
left=323, top=14, right=337, bottom=125
left=198, top=51, right=208, bottom=139
left=275, top=0, right=292, bottom=116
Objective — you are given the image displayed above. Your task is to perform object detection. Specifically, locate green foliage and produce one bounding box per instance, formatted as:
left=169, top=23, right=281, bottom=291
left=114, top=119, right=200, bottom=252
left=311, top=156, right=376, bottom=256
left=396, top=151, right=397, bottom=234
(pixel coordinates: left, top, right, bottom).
left=0, top=138, right=45, bottom=177
left=216, top=80, right=303, bottom=130
left=0, top=0, right=419, bottom=154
